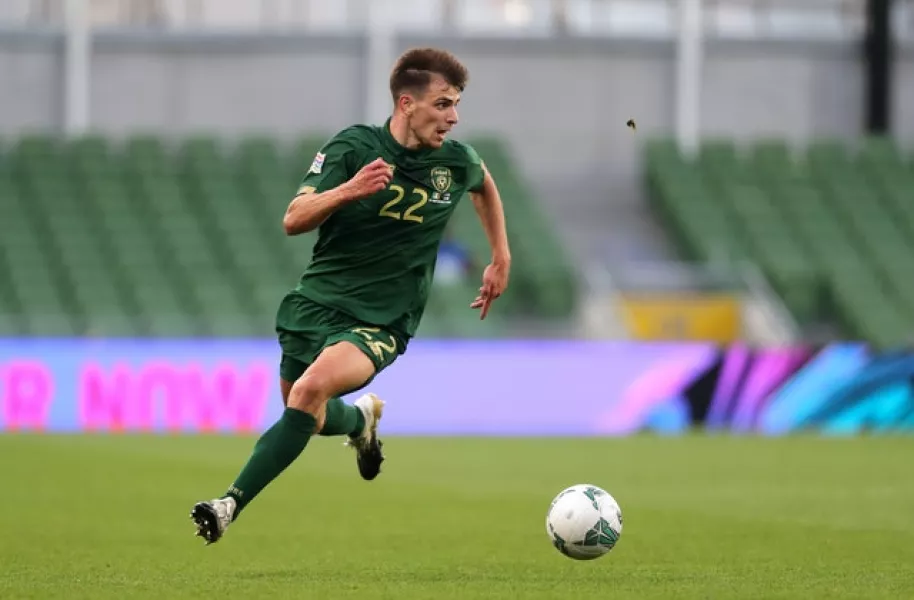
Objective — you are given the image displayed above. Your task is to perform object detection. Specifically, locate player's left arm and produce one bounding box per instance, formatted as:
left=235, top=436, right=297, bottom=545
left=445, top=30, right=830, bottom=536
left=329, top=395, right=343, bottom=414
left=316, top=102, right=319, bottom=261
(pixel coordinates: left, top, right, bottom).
left=469, top=162, right=511, bottom=320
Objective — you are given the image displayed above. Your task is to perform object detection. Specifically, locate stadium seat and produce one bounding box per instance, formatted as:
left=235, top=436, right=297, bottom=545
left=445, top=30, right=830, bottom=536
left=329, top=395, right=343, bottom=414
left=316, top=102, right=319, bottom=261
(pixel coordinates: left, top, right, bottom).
left=0, top=132, right=575, bottom=339
left=644, top=135, right=914, bottom=347
left=466, top=136, right=579, bottom=320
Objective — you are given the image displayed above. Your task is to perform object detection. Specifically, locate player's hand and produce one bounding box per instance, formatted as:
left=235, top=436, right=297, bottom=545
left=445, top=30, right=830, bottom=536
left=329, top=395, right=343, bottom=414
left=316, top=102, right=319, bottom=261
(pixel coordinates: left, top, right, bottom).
left=470, top=261, right=510, bottom=320
left=344, top=158, right=393, bottom=200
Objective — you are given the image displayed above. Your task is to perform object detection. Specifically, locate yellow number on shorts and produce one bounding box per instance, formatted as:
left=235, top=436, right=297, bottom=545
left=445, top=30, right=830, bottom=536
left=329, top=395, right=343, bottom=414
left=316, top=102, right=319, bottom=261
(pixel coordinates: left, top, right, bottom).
left=351, top=327, right=398, bottom=361
left=378, top=185, right=427, bottom=224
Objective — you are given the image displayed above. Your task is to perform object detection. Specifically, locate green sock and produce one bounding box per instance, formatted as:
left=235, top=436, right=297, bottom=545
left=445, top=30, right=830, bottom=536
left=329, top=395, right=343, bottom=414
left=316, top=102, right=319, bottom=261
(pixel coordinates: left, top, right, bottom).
left=225, top=407, right=317, bottom=516
left=319, top=396, right=366, bottom=437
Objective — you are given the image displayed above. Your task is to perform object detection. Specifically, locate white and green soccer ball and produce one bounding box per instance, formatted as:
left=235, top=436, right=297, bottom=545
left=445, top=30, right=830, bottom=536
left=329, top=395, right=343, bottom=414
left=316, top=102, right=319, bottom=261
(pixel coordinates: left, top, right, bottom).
left=545, top=484, right=623, bottom=560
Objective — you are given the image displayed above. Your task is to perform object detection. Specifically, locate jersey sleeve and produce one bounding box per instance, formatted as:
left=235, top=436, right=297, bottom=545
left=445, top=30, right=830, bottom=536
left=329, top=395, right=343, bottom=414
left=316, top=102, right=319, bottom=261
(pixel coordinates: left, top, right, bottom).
left=462, top=143, right=486, bottom=193
left=295, top=133, right=358, bottom=195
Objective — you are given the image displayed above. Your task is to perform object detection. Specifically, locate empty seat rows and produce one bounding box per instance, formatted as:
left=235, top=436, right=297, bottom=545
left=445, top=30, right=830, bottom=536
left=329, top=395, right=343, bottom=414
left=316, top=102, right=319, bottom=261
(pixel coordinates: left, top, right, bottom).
left=645, top=136, right=914, bottom=348
left=0, top=133, right=577, bottom=337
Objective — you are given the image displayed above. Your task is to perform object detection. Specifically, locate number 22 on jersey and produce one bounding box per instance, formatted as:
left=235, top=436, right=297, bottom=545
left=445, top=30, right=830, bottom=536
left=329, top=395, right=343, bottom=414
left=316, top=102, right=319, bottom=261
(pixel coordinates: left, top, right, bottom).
left=378, top=184, right=428, bottom=224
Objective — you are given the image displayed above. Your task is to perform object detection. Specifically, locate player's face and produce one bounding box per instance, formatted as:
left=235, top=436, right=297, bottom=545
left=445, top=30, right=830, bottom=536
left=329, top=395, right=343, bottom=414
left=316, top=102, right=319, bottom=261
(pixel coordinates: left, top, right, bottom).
left=409, top=75, right=460, bottom=149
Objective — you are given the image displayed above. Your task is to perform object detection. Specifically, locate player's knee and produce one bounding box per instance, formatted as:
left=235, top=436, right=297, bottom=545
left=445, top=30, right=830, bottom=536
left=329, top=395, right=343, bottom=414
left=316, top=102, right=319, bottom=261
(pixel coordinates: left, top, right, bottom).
left=288, top=372, right=333, bottom=415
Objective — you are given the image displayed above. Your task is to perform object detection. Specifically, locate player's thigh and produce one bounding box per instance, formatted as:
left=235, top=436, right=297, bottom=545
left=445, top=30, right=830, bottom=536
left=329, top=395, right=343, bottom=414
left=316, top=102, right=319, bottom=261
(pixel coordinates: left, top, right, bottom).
left=275, top=292, right=331, bottom=403
left=287, top=341, right=378, bottom=414
left=278, top=352, right=311, bottom=407
left=279, top=377, right=294, bottom=407
left=326, top=325, right=403, bottom=391
left=278, top=351, right=312, bottom=408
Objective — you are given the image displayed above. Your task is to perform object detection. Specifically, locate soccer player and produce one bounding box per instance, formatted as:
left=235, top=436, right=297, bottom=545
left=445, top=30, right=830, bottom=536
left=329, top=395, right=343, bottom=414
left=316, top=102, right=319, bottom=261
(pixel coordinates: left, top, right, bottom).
left=190, top=47, right=511, bottom=544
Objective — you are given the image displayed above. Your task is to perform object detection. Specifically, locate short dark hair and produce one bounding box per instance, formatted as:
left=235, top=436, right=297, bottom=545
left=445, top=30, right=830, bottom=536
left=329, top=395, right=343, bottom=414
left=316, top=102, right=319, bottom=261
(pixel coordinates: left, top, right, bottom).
left=389, top=47, right=468, bottom=102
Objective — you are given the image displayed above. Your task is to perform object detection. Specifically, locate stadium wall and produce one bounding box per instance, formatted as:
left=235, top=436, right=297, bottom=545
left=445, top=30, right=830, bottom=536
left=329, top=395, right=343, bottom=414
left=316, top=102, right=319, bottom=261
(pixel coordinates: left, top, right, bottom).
left=3, top=31, right=914, bottom=206
left=2, top=339, right=912, bottom=435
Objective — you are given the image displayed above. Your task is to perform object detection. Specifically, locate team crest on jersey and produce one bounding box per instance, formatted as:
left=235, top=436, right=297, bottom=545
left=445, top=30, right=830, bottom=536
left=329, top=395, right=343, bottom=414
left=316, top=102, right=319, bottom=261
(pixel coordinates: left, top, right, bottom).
left=431, top=167, right=452, bottom=193
left=308, top=152, right=326, bottom=174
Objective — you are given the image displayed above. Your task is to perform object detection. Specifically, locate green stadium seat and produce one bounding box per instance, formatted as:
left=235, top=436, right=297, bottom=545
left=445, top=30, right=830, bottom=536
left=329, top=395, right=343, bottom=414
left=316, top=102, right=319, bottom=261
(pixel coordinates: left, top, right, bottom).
left=39, top=131, right=914, bottom=340
left=1, top=131, right=573, bottom=338
left=644, top=135, right=914, bottom=343
left=466, top=136, right=578, bottom=320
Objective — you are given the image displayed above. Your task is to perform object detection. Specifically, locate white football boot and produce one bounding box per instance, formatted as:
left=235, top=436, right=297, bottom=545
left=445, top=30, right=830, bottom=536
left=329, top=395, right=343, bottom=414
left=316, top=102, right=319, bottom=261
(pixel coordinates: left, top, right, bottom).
left=190, top=496, right=236, bottom=545
left=345, top=393, right=386, bottom=480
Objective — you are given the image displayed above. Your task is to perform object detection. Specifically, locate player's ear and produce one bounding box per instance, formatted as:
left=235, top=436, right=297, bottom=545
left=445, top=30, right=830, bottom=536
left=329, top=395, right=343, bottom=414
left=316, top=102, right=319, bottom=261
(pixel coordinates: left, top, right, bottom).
left=399, top=92, right=415, bottom=116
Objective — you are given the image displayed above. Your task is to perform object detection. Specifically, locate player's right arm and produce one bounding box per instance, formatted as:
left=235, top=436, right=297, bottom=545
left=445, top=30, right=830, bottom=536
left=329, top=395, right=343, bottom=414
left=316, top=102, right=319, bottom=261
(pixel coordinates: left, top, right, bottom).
left=282, top=138, right=392, bottom=235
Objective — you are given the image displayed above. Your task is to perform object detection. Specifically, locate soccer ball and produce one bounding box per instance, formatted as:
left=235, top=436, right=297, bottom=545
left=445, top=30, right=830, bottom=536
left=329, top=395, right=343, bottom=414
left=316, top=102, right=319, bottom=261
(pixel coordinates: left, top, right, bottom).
left=545, top=484, right=623, bottom=560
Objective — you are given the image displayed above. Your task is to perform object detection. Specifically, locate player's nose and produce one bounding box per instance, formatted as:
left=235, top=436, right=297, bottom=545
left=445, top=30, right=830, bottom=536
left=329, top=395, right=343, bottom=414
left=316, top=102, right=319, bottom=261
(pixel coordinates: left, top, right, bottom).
left=446, top=108, right=458, bottom=125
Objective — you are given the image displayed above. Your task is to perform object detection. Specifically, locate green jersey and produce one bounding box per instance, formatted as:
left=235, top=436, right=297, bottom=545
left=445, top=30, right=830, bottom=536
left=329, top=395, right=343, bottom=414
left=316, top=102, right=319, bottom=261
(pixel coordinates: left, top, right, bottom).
left=291, top=119, right=485, bottom=338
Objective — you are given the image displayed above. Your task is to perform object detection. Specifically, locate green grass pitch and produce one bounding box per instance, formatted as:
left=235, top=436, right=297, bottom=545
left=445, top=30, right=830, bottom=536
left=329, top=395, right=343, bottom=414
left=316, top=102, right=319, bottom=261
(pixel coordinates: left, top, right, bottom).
left=2, top=434, right=913, bottom=599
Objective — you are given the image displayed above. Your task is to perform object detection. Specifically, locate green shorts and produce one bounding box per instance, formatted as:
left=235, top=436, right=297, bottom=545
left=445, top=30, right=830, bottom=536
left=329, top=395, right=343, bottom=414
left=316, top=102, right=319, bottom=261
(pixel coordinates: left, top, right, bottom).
left=275, top=292, right=408, bottom=390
